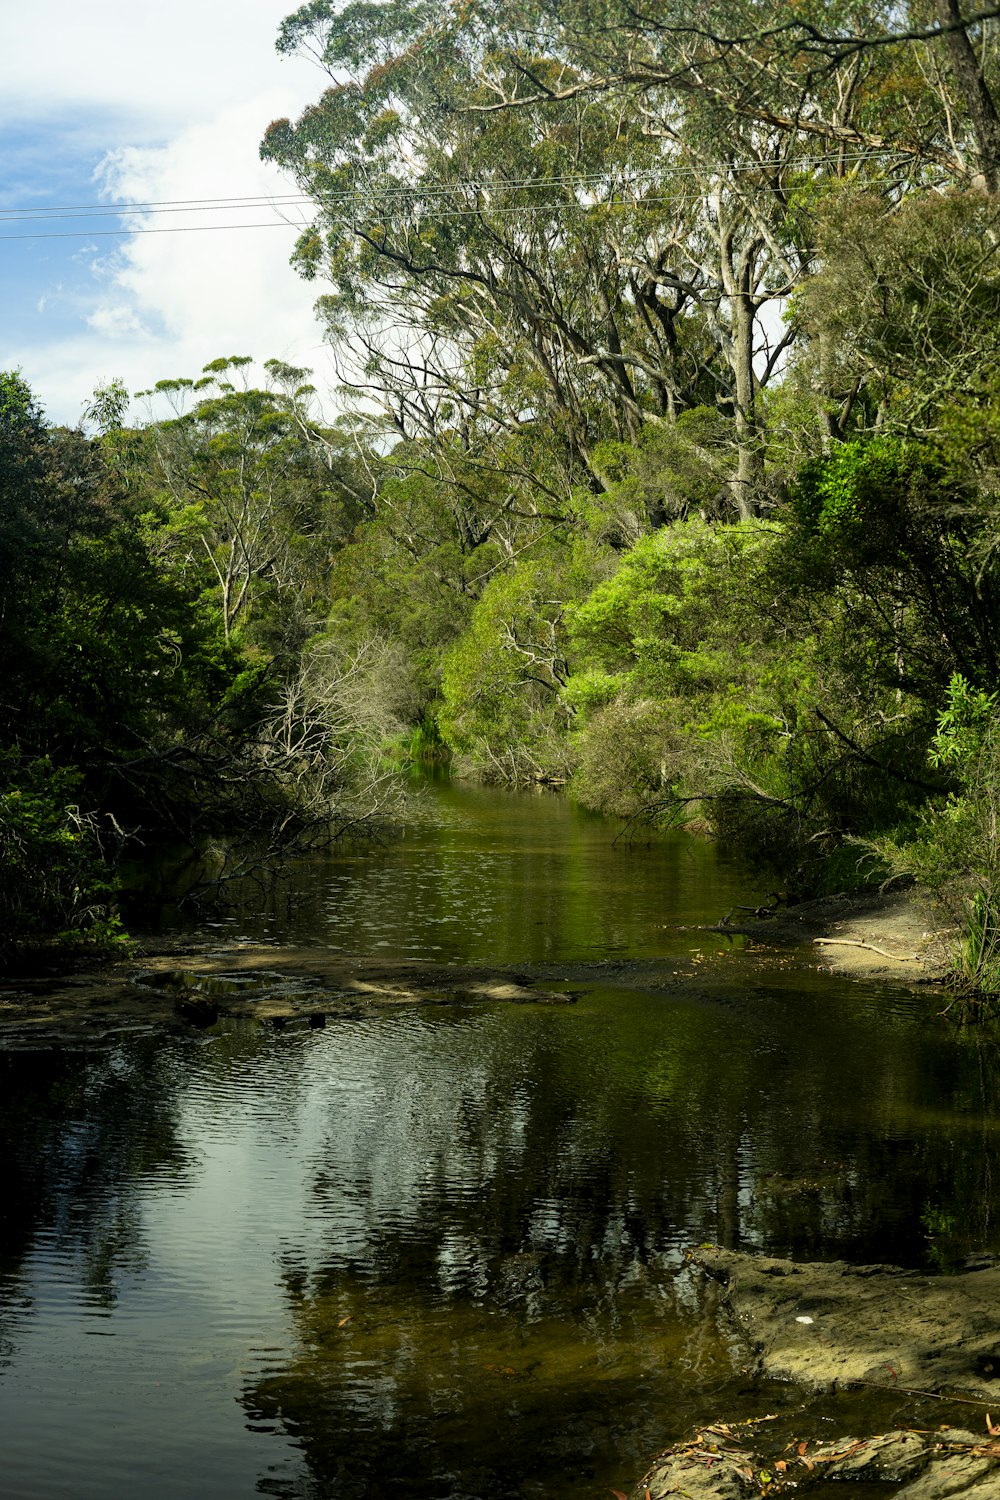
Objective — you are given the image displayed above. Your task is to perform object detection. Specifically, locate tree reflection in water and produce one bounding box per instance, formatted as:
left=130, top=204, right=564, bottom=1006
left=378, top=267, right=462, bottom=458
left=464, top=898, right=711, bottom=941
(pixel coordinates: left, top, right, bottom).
left=0, top=1041, right=191, bottom=1363
left=240, top=988, right=1000, bottom=1498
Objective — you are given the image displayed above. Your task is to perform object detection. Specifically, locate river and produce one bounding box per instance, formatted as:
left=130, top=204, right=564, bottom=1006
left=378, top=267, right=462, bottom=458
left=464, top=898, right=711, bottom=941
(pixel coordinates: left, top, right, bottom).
left=1, top=777, right=998, bottom=1499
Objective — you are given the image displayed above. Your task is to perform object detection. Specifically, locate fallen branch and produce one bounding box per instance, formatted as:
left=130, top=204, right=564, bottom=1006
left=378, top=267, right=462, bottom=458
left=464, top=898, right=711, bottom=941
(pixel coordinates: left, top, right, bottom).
left=845, top=1377, right=1000, bottom=1409
left=814, top=938, right=919, bottom=961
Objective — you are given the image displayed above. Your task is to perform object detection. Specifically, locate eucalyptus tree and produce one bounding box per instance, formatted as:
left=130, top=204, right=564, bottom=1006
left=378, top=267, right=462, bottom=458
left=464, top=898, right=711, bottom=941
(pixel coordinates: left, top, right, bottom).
left=262, top=2, right=737, bottom=505
left=140, top=356, right=369, bottom=647
left=265, top=0, right=957, bottom=514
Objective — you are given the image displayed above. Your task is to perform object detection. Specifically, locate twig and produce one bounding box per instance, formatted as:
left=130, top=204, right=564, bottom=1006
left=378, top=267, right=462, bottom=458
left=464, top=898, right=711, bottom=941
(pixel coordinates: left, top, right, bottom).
left=844, top=1377, right=1000, bottom=1408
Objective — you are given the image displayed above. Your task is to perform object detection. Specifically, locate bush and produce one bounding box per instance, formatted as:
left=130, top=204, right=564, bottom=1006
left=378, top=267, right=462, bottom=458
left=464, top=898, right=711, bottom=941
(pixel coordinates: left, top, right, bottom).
left=896, top=677, right=1000, bottom=995
left=0, top=760, right=127, bottom=961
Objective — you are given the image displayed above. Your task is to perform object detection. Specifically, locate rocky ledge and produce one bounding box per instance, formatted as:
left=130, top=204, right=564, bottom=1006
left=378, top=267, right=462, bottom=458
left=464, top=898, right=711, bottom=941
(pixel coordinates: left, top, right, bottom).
left=0, top=948, right=580, bottom=1048
left=690, top=1246, right=1000, bottom=1397
left=630, top=1423, right=1000, bottom=1500
left=627, top=1250, right=1000, bottom=1500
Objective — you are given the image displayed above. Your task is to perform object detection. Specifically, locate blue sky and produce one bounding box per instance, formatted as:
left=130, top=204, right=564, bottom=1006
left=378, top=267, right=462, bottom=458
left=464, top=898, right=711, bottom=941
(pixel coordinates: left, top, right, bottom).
left=0, top=1, right=334, bottom=425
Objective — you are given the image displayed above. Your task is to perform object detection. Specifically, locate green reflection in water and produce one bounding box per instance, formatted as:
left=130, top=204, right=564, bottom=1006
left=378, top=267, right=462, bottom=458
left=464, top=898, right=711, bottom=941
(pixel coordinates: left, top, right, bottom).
left=6, top=780, right=1000, bottom=1499
left=248, top=1261, right=735, bottom=1500
left=132, top=776, right=756, bottom=964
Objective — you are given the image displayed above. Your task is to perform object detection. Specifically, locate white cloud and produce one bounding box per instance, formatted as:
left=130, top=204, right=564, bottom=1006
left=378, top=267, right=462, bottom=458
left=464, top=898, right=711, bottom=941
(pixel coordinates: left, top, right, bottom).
left=0, top=1, right=338, bottom=424
left=85, top=304, right=149, bottom=339
left=93, top=88, right=332, bottom=367
left=0, top=1, right=319, bottom=134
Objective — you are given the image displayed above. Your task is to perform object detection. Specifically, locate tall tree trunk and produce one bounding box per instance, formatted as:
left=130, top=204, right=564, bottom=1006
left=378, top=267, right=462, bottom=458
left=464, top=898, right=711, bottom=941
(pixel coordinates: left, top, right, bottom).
left=725, top=239, right=765, bottom=519
left=937, top=0, right=1000, bottom=191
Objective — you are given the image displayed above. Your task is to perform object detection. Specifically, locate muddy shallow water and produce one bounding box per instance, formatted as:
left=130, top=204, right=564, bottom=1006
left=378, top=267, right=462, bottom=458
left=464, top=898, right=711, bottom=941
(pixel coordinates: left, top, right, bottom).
left=1, top=780, right=999, bottom=1499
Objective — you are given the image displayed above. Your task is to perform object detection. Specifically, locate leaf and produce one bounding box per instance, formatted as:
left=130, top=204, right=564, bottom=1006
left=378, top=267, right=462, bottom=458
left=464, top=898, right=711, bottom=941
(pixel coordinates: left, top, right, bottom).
left=610, top=1491, right=628, bottom=1499
left=796, top=1444, right=808, bottom=1457
left=775, top=1461, right=787, bottom=1473
left=337, top=1315, right=353, bottom=1328
left=987, top=1415, right=1000, bottom=1437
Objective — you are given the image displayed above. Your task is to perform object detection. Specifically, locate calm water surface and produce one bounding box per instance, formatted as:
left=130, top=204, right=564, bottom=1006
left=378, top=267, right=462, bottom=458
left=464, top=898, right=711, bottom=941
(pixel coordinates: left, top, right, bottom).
left=2, top=779, right=999, bottom=1499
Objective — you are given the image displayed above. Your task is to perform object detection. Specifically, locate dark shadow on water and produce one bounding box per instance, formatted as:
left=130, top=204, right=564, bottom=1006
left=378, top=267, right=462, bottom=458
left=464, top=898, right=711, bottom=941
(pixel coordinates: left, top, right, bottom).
left=5, top=779, right=1000, bottom=1498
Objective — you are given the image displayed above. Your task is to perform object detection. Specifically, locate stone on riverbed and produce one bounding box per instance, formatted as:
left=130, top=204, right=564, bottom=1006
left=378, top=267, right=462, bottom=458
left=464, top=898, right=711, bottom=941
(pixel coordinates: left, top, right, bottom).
left=690, top=1247, right=1000, bottom=1397
left=630, top=1426, right=1000, bottom=1500
left=628, top=1424, right=759, bottom=1500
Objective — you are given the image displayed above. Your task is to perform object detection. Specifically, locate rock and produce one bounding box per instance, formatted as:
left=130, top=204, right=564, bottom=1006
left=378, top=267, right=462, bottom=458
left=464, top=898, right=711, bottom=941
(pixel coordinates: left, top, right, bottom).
left=898, top=1455, right=1000, bottom=1500
left=631, top=1425, right=1000, bottom=1500
left=630, top=1428, right=758, bottom=1500
left=810, top=1430, right=928, bottom=1480
left=691, top=1247, right=1000, bottom=1396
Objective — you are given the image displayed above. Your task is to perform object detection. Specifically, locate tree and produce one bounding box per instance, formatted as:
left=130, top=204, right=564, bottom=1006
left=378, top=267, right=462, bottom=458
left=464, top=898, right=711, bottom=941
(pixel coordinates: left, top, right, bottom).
left=140, top=357, right=369, bottom=647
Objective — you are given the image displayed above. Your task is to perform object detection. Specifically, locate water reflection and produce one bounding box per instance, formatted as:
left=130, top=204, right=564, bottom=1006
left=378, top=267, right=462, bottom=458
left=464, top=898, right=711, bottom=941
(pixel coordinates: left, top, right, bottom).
left=0, top=1044, right=190, bottom=1353
left=4, top=781, right=1000, bottom=1498
left=1, top=993, right=999, bottom=1497
left=129, top=776, right=753, bottom=964
left=239, top=988, right=1000, bottom=1498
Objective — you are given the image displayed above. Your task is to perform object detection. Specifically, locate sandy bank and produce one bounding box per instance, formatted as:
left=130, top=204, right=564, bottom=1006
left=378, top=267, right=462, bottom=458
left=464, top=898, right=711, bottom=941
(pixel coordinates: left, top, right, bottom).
left=713, top=885, right=954, bottom=985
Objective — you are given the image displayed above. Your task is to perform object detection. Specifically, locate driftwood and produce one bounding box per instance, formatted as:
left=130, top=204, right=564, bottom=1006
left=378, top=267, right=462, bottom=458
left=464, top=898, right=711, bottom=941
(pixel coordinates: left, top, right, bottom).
left=814, top=937, right=919, bottom=962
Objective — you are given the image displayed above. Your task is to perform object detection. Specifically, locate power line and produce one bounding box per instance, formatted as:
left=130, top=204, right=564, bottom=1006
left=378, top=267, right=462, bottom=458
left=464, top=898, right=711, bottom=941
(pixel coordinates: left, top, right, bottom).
left=0, top=196, right=314, bottom=224
left=0, top=148, right=934, bottom=241
left=0, top=146, right=920, bottom=219
left=0, top=194, right=312, bottom=218
left=0, top=221, right=307, bottom=241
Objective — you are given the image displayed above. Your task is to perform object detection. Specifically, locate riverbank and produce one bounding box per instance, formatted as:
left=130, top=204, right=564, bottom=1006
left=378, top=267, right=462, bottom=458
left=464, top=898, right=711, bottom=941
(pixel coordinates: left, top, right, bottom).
left=712, top=885, right=954, bottom=986
left=628, top=1246, right=1000, bottom=1500
left=0, top=884, right=956, bottom=1047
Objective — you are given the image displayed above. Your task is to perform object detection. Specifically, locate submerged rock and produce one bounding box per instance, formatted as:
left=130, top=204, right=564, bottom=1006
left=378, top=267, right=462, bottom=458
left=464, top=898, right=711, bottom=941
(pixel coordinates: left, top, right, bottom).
left=691, top=1247, right=1000, bottom=1397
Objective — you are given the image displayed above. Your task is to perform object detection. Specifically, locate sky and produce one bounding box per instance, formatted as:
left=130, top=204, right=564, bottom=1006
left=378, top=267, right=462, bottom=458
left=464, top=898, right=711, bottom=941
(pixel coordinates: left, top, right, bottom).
left=0, top=2, right=336, bottom=426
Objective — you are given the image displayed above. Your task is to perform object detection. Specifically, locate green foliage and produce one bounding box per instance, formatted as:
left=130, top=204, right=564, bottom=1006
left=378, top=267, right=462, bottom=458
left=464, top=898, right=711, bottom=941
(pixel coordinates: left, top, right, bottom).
left=586, top=411, right=733, bottom=539
left=569, top=697, right=681, bottom=819
left=793, top=436, right=920, bottom=560
left=562, top=514, right=933, bottom=886
left=82, top=378, right=129, bottom=435
left=800, top=191, right=1000, bottom=429
left=889, top=680, right=1000, bottom=997
left=0, top=759, right=127, bottom=960
left=14, top=0, right=1000, bottom=977
left=0, top=365, right=392, bottom=962
left=254, top=0, right=1000, bottom=991
left=787, top=434, right=1000, bottom=701
left=929, top=675, right=999, bottom=770
left=439, top=562, right=576, bottom=783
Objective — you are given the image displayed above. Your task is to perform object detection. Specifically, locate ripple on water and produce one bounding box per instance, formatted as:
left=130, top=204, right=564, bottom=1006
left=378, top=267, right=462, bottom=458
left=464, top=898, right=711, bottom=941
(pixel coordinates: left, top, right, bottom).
left=4, top=783, right=999, bottom=1497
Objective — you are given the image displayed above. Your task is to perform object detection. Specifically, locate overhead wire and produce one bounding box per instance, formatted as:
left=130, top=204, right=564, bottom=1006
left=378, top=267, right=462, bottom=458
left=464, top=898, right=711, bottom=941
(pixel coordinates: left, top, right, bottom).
left=0, top=148, right=919, bottom=215
left=0, top=147, right=931, bottom=241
